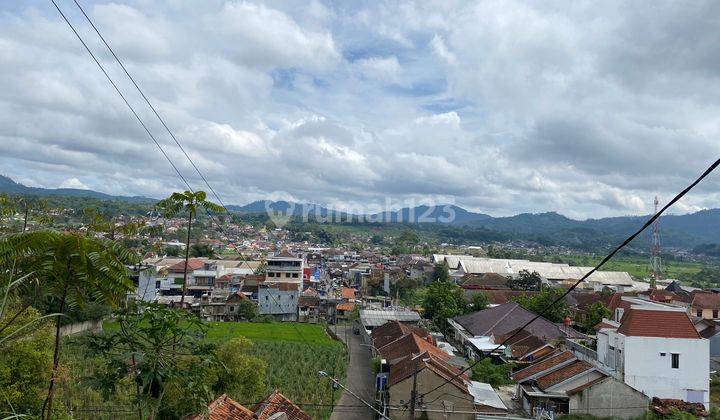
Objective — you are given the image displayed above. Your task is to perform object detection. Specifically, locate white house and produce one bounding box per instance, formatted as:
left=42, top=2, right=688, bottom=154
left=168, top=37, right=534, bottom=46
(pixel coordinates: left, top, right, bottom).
left=597, top=304, right=709, bottom=408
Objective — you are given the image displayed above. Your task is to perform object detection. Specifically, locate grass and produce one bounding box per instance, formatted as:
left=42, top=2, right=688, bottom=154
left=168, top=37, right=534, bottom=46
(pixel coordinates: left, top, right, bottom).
left=204, top=321, right=337, bottom=345
left=72, top=321, right=347, bottom=419
left=557, top=254, right=705, bottom=280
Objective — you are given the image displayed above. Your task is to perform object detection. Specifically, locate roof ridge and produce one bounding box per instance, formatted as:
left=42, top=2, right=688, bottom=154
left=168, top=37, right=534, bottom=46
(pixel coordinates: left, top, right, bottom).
left=483, top=302, right=521, bottom=335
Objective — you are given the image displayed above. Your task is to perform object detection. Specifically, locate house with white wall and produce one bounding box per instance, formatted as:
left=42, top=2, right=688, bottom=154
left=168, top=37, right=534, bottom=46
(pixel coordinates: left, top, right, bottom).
left=596, top=304, right=709, bottom=408
left=265, top=251, right=304, bottom=291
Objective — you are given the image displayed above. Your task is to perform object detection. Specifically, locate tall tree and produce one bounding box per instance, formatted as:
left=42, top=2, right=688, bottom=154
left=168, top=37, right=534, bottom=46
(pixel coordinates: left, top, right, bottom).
left=507, top=269, right=542, bottom=291
left=422, top=269, right=466, bottom=334
left=511, top=288, right=570, bottom=323
left=156, top=191, right=223, bottom=304
left=432, top=261, right=451, bottom=283
left=579, top=301, right=611, bottom=334
left=0, top=231, right=136, bottom=420
left=0, top=195, right=52, bottom=233
left=468, top=292, right=489, bottom=312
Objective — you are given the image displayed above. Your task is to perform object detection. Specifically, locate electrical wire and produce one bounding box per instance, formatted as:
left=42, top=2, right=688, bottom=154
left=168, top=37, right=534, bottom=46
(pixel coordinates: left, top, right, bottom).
left=418, top=156, right=720, bottom=400
left=49, top=0, right=195, bottom=195
left=71, top=0, right=229, bottom=213
left=51, top=0, right=230, bottom=235
left=49, top=1, right=373, bottom=415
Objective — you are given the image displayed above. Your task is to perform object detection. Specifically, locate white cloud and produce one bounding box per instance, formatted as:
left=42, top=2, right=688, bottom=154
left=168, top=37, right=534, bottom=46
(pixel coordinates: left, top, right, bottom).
left=353, top=56, right=401, bottom=83
left=58, top=177, right=89, bottom=189
left=0, top=1, right=719, bottom=218
left=429, top=34, right=456, bottom=65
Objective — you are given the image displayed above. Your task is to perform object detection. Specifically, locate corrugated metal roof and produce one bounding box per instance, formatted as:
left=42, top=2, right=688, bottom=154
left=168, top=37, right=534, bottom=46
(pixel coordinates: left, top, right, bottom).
left=467, top=381, right=508, bottom=410
left=359, top=309, right=421, bottom=327
left=452, top=256, right=632, bottom=284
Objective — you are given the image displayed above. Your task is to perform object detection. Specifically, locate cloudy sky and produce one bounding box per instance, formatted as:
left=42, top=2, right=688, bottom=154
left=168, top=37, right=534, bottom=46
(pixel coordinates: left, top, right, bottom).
left=1, top=1, right=719, bottom=219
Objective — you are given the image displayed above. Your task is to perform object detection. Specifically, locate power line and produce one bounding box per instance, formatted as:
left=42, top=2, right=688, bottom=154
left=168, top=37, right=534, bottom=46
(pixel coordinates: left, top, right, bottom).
left=51, top=0, right=231, bottom=238
left=419, top=156, right=720, bottom=400
left=71, top=0, right=229, bottom=213
left=49, top=0, right=195, bottom=195
left=49, top=3, right=368, bottom=416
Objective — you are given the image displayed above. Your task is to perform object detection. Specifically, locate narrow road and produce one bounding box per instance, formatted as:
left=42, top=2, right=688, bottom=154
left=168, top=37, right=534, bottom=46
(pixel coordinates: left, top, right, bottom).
left=330, top=324, right=376, bottom=420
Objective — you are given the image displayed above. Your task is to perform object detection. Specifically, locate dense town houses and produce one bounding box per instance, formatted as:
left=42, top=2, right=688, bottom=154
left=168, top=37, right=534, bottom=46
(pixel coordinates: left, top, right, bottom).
left=124, top=243, right=718, bottom=418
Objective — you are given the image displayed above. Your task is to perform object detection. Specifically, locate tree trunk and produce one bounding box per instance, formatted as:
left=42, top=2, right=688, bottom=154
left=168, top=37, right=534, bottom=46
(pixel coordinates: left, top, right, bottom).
left=22, top=204, right=29, bottom=232
left=43, top=282, right=69, bottom=420
left=179, top=212, right=193, bottom=305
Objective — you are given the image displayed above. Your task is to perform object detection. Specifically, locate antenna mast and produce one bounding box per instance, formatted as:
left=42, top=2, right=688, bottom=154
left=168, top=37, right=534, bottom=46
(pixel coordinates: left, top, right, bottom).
left=649, top=196, right=663, bottom=288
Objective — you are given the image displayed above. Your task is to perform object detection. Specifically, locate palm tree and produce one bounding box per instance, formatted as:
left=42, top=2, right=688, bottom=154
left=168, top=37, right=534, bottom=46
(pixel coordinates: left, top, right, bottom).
left=0, top=231, right=136, bottom=420
left=155, top=191, right=223, bottom=304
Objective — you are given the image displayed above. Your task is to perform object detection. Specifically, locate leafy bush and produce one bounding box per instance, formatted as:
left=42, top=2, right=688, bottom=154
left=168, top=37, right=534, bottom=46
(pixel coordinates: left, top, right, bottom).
left=470, top=358, right=514, bottom=387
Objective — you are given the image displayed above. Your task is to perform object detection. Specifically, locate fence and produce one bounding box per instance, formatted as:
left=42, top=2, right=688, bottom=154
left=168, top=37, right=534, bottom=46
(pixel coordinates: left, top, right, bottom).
left=565, top=338, right=598, bottom=362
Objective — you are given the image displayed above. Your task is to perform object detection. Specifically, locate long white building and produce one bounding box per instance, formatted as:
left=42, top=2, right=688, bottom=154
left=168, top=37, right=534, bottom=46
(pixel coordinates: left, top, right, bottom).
left=435, top=254, right=638, bottom=291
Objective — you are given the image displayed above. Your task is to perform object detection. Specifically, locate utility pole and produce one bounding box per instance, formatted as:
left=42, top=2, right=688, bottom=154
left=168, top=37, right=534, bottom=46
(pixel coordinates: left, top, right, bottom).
left=649, top=195, right=663, bottom=288
left=409, top=357, right=419, bottom=419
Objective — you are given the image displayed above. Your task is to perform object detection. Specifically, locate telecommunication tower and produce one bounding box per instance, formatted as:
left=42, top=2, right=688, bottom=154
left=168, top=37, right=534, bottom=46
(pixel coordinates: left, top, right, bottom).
left=649, top=196, right=663, bottom=288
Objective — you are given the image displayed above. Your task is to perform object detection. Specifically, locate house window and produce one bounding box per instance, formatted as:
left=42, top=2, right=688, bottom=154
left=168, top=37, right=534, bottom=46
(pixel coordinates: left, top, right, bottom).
left=292, top=273, right=299, bottom=278
left=671, top=353, right=679, bottom=369
left=697, top=309, right=703, bottom=317
left=268, top=272, right=275, bottom=277
left=714, top=310, right=718, bottom=319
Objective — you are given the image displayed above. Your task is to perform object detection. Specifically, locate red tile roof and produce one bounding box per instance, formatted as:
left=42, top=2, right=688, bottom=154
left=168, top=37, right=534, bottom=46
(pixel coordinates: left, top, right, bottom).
left=336, top=302, right=355, bottom=311
left=342, top=287, right=356, bottom=299
left=535, top=360, right=594, bottom=390
left=607, top=293, right=634, bottom=315
left=512, top=351, right=575, bottom=382
left=191, top=394, right=254, bottom=420
left=371, top=321, right=428, bottom=349
left=521, top=345, right=556, bottom=362
left=595, top=320, right=618, bottom=330
left=642, top=289, right=678, bottom=303
left=378, top=332, right=449, bottom=362
left=168, top=258, right=205, bottom=273
left=617, top=309, right=700, bottom=339
left=691, top=292, right=720, bottom=310
left=389, top=351, right=469, bottom=389
left=274, top=250, right=298, bottom=259
left=252, top=390, right=311, bottom=420
left=482, top=290, right=540, bottom=305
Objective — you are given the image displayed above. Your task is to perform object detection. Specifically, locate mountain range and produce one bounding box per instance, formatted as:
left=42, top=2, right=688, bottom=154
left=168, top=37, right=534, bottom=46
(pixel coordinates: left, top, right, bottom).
left=3, top=175, right=719, bottom=250
left=0, top=175, right=153, bottom=203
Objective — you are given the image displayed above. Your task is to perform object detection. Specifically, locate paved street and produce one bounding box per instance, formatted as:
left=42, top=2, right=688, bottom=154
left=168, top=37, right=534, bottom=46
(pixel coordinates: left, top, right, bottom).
left=329, top=324, right=377, bottom=420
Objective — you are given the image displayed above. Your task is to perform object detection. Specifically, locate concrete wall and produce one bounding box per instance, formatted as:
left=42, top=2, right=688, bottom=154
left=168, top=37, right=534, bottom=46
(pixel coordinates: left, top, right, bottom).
left=258, top=288, right=298, bottom=321
left=624, top=335, right=709, bottom=408
left=388, top=368, right=476, bottom=420
left=709, top=333, right=720, bottom=357
left=59, top=319, right=103, bottom=337
left=691, top=307, right=719, bottom=320
left=569, top=377, right=648, bottom=419
left=547, top=370, right=605, bottom=394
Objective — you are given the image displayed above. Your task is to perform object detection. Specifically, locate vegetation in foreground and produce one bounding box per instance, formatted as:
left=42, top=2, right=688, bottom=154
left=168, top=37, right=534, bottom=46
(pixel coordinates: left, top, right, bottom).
left=58, top=319, right=346, bottom=420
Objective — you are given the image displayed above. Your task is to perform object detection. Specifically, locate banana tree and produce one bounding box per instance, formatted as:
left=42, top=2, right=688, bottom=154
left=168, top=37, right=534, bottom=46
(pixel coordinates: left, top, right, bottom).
left=0, top=231, right=137, bottom=420
left=155, top=191, right=223, bottom=304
